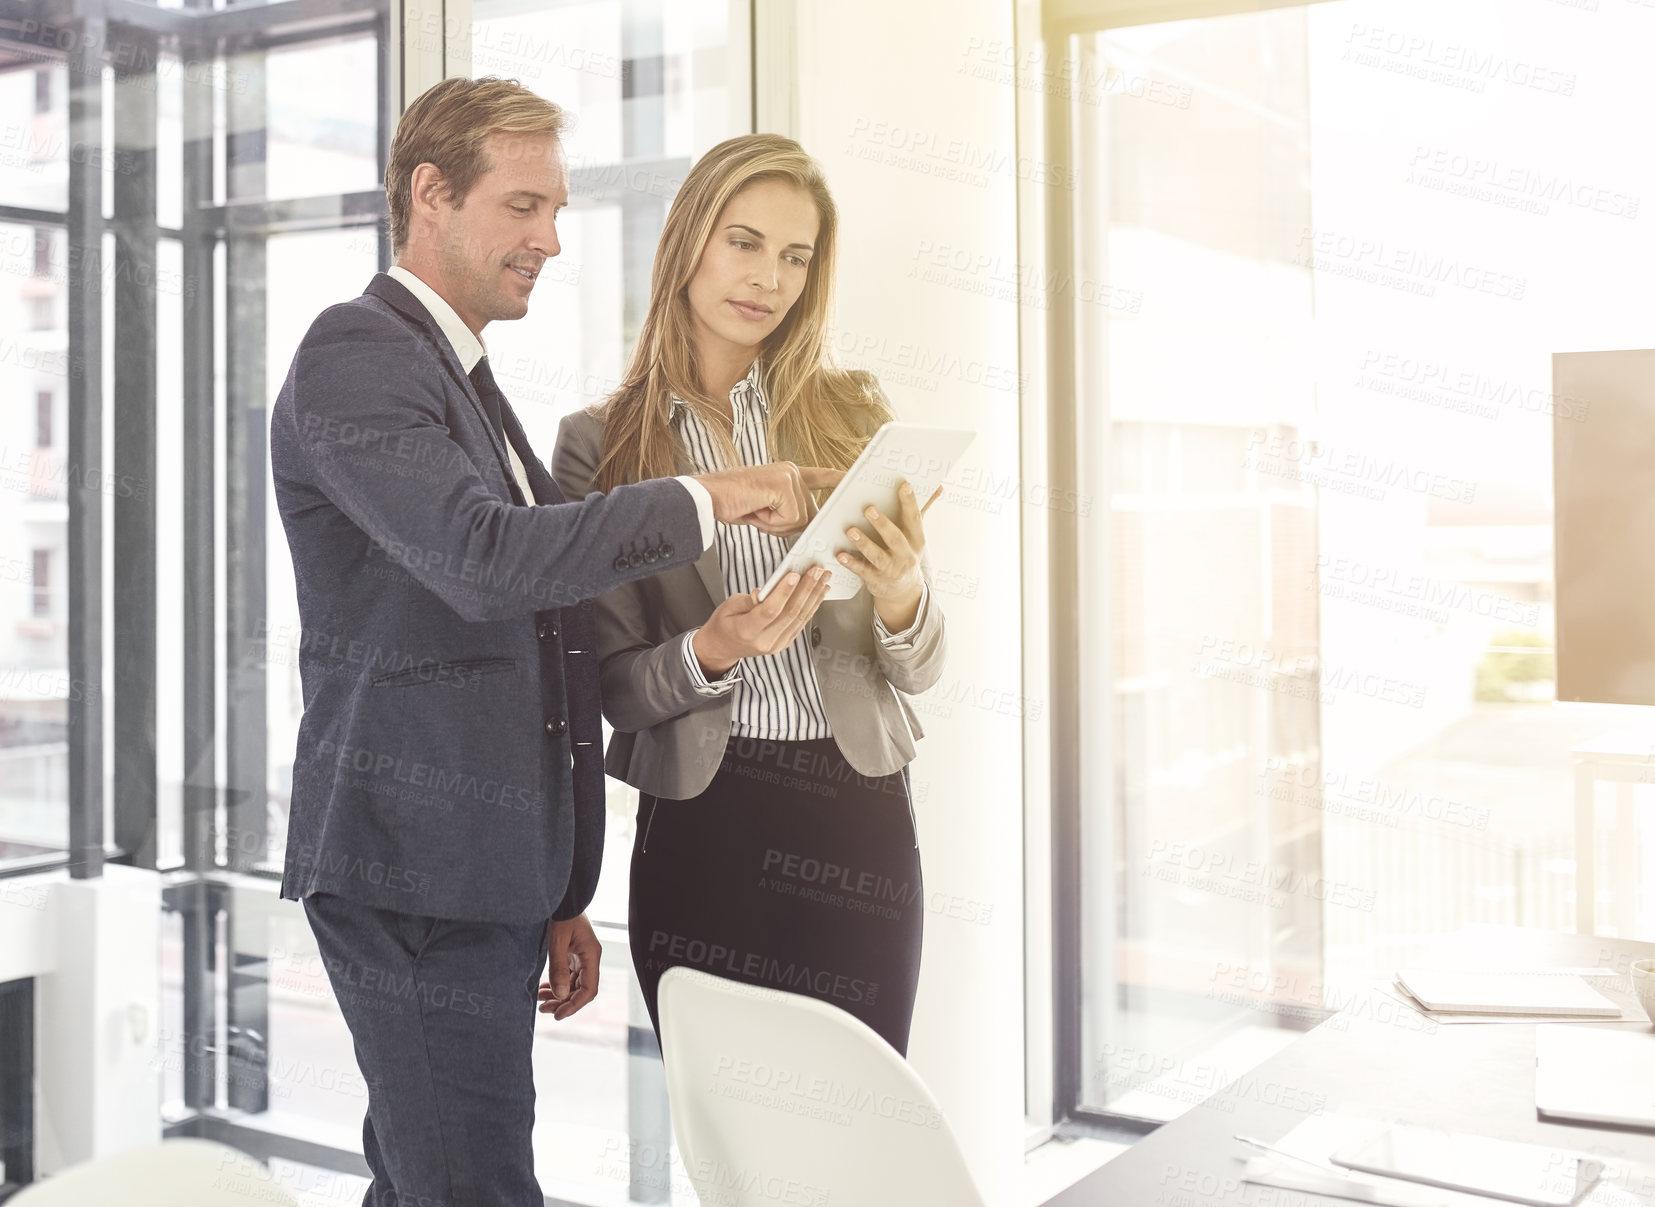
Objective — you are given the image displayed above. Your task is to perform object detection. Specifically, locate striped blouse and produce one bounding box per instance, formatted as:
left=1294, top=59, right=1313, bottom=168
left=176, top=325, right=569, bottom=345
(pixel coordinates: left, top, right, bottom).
left=673, top=361, right=926, bottom=740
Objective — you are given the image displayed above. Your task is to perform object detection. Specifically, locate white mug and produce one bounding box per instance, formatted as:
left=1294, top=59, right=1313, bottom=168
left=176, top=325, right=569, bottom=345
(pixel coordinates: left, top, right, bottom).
left=1630, top=959, right=1655, bottom=1024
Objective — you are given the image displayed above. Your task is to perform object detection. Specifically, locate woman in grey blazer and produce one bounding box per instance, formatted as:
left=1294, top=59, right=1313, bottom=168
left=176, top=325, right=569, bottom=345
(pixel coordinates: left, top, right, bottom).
left=550, top=134, right=947, bottom=1055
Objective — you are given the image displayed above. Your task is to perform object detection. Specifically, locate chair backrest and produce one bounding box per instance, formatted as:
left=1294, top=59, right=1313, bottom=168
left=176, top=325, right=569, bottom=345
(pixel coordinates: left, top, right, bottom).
left=657, top=967, right=988, bottom=1207
left=9, top=1138, right=300, bottom=1206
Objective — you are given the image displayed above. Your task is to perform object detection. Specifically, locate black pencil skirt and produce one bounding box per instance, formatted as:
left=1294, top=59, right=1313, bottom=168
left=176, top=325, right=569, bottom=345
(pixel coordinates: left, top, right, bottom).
left=628, top=734, right=925, bottom=1055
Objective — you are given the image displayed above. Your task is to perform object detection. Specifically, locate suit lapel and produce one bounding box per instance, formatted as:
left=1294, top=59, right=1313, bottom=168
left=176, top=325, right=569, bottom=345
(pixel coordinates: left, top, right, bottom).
left=361, top=273, right=516, bottom=490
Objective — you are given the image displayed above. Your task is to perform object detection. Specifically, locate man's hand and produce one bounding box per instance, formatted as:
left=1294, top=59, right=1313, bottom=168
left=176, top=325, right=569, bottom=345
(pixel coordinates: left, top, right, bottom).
left=538, top=913, right=600, bottom=1020
left=691, top=567, right=834, bottom=676
left=693, top=463, right=845, bottom=536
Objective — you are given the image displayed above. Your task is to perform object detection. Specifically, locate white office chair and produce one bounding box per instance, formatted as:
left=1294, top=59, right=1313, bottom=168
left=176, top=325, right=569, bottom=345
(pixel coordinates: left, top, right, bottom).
left=8, top=1138, right=300, bottom=1206
left=657, top=967, right=989, bottom=1207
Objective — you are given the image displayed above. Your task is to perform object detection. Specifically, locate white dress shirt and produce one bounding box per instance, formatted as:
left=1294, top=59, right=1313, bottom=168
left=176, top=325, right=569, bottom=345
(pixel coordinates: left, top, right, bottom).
left=384, top=264, right=715, bottom=547
left=675, top=361, right=929, bottom=740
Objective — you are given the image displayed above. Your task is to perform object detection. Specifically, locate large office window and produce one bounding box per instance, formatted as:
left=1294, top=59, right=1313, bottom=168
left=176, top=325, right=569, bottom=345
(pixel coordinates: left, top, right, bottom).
left=0, top=54, right=71, bottom=869
left=0, top=0, right=760, bottom=1201
left=1042, top=0, right=1655, bottom=1128
left=0, top=0, right=393, bottom=1194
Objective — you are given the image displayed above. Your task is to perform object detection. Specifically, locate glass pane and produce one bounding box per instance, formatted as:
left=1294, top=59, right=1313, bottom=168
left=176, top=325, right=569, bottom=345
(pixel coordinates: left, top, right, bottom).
left=1071, top=0, right=1655, bottom=1122
left=152, top=0, right=388, bottom=1169
left=0, top=218, right=69, bottom=866
left=1303, top=0, right=1655, bottom=959
left=1073, top=10, right=1323, bottom=1121
left=0, top=64, right=68, bottom=213
left=156, top=54, right=183, bottom=231
left=259, top=39, right=381, bottom=203
left=263, top=228, right=382, bottom=874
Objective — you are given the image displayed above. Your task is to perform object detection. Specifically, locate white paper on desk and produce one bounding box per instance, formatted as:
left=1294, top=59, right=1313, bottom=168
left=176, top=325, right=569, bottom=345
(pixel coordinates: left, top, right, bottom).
left=1375, top=977, right=1644, bottom=1025
left=1241, top=1115, right=1655, bottom=1207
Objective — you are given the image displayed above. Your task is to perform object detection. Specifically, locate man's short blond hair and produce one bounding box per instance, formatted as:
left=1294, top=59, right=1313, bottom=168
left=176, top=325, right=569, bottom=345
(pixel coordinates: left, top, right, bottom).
left=385, top=76, right=568, bottom=253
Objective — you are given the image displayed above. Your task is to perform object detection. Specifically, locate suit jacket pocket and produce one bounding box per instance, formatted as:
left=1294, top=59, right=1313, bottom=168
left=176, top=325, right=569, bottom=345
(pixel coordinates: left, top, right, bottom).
left=370, top=657, right=518, bottom=690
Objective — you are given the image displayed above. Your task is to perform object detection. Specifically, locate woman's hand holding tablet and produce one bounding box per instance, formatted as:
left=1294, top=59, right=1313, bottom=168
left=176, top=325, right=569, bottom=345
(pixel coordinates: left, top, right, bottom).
left=835, top=481, right=934, bottom=633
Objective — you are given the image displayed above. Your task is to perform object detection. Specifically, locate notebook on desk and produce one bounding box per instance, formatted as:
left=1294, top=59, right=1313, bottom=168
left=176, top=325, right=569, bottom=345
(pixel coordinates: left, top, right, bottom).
left=1536, top=1027, right=1655, bottom=1132
left=1395, top=969, right=1621, bottom=1017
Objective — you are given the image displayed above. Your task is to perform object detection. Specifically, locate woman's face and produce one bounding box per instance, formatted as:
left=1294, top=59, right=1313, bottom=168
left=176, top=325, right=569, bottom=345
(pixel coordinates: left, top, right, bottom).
left=685, top=177, right=820, bottom=363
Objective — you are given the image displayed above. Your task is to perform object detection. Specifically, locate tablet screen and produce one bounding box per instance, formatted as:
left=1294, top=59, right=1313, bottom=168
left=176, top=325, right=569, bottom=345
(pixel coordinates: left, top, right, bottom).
left=754, top=422, right=976, bottom=602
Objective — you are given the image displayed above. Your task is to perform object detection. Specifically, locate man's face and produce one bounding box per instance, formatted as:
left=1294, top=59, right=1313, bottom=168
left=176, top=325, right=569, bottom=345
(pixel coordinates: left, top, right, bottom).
left=409, top=131, right=569, bottom=335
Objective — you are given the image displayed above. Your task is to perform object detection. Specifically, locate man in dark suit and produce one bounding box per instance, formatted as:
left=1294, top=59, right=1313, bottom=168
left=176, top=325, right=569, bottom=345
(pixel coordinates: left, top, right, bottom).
left=268, top=76, right=837, bottom=1206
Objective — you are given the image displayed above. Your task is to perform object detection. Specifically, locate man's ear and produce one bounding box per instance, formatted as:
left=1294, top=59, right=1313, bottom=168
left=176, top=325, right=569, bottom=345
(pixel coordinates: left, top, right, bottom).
left=411, top=162, right=450, bottom=215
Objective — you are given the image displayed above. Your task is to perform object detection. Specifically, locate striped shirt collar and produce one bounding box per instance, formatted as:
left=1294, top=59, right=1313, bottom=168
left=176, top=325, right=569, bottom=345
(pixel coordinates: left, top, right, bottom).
left=670, top=360, right=767, bottom=426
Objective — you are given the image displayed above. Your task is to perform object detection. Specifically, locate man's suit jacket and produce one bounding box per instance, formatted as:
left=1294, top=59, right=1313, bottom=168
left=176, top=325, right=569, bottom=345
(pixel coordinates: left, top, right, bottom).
left=550, top=403, right=947, bottom=801
left=269, top=272, right=704, bottom=924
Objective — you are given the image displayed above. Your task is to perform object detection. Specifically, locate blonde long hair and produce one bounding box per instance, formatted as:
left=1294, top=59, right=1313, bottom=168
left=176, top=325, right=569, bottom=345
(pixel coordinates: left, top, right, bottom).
left=596, top=134, right=891, bottom=491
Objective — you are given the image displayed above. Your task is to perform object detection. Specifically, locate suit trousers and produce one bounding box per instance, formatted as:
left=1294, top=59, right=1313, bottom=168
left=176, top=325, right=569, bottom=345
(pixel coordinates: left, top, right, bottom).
left=629, top=735, right=924, bottom=1055
left=302, top=891, right=551, bottom=1207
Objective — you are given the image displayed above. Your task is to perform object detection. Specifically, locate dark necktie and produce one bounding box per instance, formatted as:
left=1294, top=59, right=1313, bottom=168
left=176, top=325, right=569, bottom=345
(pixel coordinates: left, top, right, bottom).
left=467, top=355, right=507, bottom=449
left=467, top=355, right=526, bottom=505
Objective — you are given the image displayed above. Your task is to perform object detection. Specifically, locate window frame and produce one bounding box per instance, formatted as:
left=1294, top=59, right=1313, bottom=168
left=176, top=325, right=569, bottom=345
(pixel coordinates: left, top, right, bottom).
left=1020, top=0, right=1342, bottom=1139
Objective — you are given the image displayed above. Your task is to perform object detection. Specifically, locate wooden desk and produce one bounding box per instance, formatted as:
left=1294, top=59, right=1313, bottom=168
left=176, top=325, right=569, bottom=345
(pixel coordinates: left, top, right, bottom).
left=1049, top=928, right=1655, bottom=1206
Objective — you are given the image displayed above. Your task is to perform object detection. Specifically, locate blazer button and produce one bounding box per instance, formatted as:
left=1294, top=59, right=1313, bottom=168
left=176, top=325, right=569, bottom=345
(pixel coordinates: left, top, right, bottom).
left=613, top=555, right=628, bottom=572
left=545, top=716, right=567, bottom=737
left=536, top=621, right=558, bottom=642
left=660, top=541, right=674, bottom=558
left=628, top=551, right=644, bottom=568
left=644, top=547, right=659, bottom=563
left=810, top=625, right=822, bottom=647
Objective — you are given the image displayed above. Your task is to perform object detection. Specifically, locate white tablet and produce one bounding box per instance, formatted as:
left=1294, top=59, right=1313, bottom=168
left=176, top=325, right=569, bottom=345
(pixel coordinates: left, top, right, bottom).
left=1330, top=1126, right=1604, bottom=1207
left=1536, top=1026, right=1655, bottom=1132
left=755, top=421, right=976, bottom=602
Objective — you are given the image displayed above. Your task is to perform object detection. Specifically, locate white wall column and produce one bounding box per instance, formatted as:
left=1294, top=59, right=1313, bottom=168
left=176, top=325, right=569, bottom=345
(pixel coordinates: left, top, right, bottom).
left=34, top=865, right=162, bottom=1176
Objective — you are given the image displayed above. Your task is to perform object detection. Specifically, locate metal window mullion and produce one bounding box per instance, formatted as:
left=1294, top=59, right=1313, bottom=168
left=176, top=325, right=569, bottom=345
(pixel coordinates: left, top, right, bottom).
left=177, top=878, right=223, bottom=1110
left=377, top=3, right=393, bottom=270
left=1015, top=0, right=1058, bottom=1141
left=1045, top=31, right=1085, bottom=1125
left=113, top=30, right=161, bottom=871
left=182, top=2, right=219, bottom=877
left=223, top=41, right=268, bottom=877
left=0, top=978, right=35, bottom=1189
left=395, top=0, right=471, bottom=112
left=67, top=16, right=107, bottom=880
left=1067, top=32, right=1121, bottom=1120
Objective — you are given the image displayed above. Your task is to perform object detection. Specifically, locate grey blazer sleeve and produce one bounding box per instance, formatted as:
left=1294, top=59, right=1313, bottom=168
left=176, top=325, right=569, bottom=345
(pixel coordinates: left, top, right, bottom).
left=286, top=301, right=702, bottom=622
left=872, top=552, right=948, bottom=695
left=551, top=411, right=731, bottom=733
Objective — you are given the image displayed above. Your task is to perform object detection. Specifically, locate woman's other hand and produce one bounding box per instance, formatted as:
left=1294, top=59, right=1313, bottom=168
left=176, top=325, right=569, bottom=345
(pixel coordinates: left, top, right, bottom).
left=691, top=567, right=834, bottom=676
left=838, top=480, right=936, bottom=632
